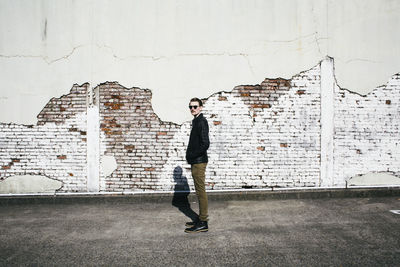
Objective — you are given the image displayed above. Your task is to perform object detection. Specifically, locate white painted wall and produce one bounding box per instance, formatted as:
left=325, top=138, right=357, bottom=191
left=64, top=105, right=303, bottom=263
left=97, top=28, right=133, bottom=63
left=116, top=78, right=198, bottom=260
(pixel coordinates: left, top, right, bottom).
left=1, top=0, right=399, bottom=125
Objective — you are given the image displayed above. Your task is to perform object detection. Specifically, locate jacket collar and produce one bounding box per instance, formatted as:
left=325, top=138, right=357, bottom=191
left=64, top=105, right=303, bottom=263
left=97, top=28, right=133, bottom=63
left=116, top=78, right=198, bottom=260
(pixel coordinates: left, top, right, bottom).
left=192, top=113, right=203, bottom=121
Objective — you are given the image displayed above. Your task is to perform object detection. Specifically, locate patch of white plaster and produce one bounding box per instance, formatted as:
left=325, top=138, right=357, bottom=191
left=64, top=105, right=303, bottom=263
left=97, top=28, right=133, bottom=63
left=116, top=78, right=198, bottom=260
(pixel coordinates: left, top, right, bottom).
left=0, top=175, right=62, bottom=194
left=348, top=173, right=400, bottom=186
left=100, top=156, right=117, bottom=178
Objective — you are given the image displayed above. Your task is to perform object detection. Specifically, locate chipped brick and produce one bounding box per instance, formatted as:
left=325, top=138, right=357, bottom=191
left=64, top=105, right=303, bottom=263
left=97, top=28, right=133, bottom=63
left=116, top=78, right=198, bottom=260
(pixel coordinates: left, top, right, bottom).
left=297, top=90, right=306, bottom=95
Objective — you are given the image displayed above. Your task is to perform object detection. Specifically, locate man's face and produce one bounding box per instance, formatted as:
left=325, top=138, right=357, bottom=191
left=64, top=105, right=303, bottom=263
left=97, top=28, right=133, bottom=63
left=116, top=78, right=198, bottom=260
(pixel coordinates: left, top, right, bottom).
left=189, top=101, right=202, bottom=117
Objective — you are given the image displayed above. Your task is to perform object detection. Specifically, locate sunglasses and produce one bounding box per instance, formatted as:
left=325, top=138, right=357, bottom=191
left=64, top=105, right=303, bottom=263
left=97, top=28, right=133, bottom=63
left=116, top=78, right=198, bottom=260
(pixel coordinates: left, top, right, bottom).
left=189, top=105, right=199, bottom=110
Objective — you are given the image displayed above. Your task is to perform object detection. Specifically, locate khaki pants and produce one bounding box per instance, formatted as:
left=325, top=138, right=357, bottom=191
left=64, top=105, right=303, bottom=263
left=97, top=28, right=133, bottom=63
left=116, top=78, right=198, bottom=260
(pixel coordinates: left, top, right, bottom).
left=191, top=163, right=209, bottom=222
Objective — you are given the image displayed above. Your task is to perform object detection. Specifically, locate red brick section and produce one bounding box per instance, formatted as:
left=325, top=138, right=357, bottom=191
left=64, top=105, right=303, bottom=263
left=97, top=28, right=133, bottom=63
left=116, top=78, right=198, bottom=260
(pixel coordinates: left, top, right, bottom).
left=37, top=83, right=89, bottom=125
left=233, top=78, right=291, bottom=115
left=98, top=82, right=180, bottom=191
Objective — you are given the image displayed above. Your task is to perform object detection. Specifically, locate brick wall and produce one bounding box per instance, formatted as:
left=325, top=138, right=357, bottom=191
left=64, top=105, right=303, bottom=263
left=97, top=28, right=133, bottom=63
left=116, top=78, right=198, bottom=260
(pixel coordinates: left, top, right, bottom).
left=334, top=73, right=400, bottom=185
left=0, top=84, right=88, bottom=191
left=159, top=64, right=321, bottom=190
left=0, top=59, right=399, bottom=193
left=97, top=82, right=180, bottom=191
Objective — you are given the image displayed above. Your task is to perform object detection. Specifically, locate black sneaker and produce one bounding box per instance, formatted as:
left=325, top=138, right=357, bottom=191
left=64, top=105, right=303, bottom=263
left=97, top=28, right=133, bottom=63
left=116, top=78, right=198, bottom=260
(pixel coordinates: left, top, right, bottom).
left=184, top=221, right=208, bottom=233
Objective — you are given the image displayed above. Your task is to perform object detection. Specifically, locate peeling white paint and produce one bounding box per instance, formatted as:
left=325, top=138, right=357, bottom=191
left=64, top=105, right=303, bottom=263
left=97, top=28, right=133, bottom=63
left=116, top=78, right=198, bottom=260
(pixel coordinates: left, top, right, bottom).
left=0, top=175, right=62, bottom=194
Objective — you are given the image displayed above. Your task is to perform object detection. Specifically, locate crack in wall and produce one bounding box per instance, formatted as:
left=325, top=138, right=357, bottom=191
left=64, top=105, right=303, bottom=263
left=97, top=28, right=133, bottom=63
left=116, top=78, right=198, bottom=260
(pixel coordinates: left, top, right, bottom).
left=0, top=31, right=327, bottom=65
left=0, top=45, right=85, bottom=65
left=345, top=58, right=382, bottom=64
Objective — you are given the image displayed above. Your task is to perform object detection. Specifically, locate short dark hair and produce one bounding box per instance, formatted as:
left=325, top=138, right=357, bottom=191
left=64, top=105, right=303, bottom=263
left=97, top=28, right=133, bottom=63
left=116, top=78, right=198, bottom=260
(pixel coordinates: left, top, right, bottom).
left=190, top=97, right=203, bottom=106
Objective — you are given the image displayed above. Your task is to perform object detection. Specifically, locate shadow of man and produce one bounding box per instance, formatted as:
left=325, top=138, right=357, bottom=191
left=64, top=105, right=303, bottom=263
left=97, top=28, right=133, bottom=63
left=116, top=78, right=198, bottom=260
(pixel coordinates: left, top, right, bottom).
left=172, top=166, right=198, bottom=222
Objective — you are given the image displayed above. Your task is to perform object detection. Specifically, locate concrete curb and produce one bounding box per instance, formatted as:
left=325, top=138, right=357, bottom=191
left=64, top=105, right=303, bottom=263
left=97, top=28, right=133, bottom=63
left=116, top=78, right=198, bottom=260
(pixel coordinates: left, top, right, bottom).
left=1, top=187, right=399, bottom=205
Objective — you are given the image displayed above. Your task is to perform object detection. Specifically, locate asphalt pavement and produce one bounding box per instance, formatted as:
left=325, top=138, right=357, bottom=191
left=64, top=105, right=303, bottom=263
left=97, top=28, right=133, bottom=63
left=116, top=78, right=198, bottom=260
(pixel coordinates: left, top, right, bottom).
left=1, top=192, right=400, bottom=266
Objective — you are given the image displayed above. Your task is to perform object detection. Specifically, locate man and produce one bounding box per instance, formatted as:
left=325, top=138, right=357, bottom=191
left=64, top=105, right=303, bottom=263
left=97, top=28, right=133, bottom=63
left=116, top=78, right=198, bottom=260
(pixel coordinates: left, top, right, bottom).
left=184, top=97, right=210, bottom=233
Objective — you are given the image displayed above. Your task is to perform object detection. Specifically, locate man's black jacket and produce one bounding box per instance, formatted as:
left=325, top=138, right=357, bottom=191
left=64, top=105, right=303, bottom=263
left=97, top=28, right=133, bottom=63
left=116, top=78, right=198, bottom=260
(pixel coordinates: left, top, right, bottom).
left=186, top=113, right=210, bottom=164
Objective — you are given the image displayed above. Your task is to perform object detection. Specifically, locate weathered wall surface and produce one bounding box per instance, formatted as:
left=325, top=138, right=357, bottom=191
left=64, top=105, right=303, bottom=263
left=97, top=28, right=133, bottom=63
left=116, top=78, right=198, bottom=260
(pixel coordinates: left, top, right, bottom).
left=0, top=84, right=88, bottom=192
left=1, top=59, right=399, bottom=193
left=1, top=0, right=400, bottom=125
left=334, top=73, right=400, bottom=185
left=158, top=65, right=322, bottom=190
left=98, top=82, right=180, bottom=191
left=1, top=0, right=400, bottom=193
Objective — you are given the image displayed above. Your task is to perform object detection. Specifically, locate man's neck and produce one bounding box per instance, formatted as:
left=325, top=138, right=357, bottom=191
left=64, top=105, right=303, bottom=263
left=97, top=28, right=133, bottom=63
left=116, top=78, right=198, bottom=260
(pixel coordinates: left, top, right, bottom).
left=193, top=113, right=202, bottom=118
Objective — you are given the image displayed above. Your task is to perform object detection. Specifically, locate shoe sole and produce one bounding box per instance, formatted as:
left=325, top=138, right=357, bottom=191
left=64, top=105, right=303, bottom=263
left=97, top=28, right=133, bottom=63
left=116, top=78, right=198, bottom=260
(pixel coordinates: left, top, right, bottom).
left=184, top=229, right=208, bottom=233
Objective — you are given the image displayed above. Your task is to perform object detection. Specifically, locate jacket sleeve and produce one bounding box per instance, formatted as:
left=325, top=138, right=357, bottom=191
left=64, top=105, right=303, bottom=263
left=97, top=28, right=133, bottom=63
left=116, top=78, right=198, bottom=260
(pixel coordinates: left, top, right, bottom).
left=190, top=119, right=210, bottom=158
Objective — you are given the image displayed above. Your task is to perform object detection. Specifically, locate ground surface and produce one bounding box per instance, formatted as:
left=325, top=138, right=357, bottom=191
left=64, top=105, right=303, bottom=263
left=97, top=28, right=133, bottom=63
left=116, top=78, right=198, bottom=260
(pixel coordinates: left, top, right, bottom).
left=1, top=196, right=399, bottom=266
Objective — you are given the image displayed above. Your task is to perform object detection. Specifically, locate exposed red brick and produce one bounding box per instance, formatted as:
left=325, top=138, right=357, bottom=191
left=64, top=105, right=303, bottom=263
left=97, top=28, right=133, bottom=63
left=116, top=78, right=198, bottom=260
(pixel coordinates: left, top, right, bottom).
left=110, top=131, right=122, bottom=135
left=2, top=166, right=11, bottom=170
left=36, top=84, right=88, bottom=126
left=257, top=146, right=265, bottom=151
left=57, top=155, right=67, bottom=160
left=280, top=143, right=288, bottom=148
left=386, top=100, right=391, bottom=104
left=104, top=103, right=124, bottom=110
left=213, top=121, right=222, bottom=125
left=252, top=104, right=271, bottom=109
left=297, top=90, right=306, bottom=95
left=98, top=82, right=180, bottom=191
left=218, top=96, right=227, bottom=101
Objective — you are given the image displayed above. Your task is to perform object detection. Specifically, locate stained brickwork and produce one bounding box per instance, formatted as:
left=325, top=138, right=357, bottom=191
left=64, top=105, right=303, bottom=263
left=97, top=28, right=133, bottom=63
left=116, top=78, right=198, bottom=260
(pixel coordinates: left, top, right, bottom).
left=0, top=84, right=89, bottom=191
left=0, top=60, right=399, bottom=193
left=97, top=82, right=180, bottom=191
left=37, top=84, right=88, bottom=125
